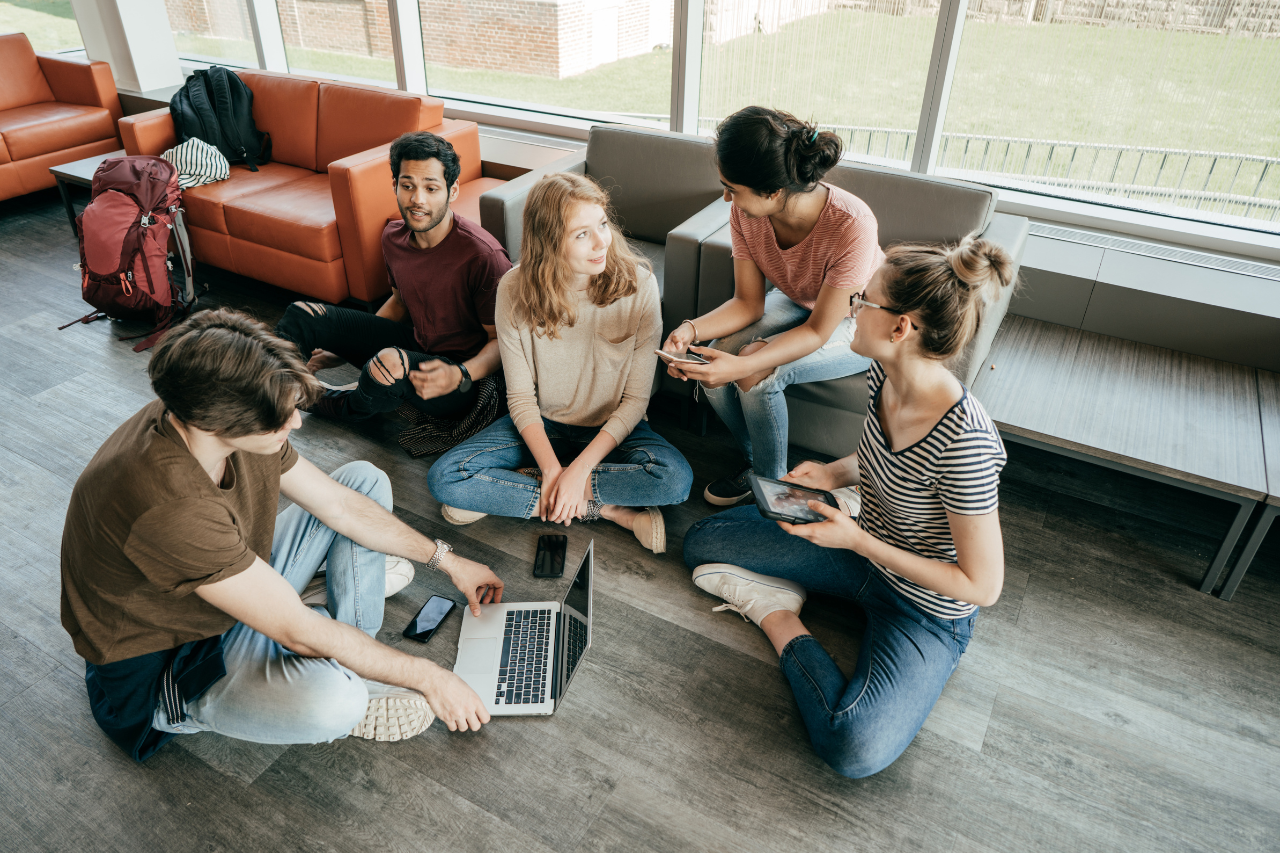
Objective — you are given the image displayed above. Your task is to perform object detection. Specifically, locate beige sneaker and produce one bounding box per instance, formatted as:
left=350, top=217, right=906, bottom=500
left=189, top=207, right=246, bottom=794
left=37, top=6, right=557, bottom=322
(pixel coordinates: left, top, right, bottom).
left=442, top=505, right=487, bottom=525
left=692, top=563, right=806, bottom=627
left=349, top=692, right=434, bottom=741
left=300, top=554, right=416, bottom=608
left=631, top=506, right=666, bottom=554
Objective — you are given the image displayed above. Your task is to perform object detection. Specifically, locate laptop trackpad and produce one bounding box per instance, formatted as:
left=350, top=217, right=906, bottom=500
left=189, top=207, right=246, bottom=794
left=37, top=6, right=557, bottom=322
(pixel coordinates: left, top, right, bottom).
left=455, top=638, right=498, bottom=675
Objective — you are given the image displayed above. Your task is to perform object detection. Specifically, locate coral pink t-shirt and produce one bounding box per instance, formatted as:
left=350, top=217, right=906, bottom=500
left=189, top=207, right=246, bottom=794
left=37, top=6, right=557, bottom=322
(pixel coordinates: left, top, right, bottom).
left=730, top=182, right=884, bottom=312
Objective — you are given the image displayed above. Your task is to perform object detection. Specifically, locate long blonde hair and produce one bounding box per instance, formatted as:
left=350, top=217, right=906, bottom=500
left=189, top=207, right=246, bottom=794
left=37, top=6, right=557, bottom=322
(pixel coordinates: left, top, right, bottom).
left=510, top=172, right=650, bottom=339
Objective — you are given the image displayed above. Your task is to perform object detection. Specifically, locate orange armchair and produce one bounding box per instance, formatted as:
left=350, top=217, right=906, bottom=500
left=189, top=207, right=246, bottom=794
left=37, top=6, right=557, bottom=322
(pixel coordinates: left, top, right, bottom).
left=119, top=70, right=501, bottom=307
left=0, top=33, right=122, bottom=203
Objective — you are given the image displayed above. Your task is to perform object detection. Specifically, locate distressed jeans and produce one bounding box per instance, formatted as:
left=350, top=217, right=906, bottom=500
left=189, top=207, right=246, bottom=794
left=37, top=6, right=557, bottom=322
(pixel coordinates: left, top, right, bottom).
left=152, top=462, right=419, bottom=744
left=701, top=289, right=872, bottom=479
left=683, top=505, right=976, bottom=779
left=428, top=415, right=693, bottom=518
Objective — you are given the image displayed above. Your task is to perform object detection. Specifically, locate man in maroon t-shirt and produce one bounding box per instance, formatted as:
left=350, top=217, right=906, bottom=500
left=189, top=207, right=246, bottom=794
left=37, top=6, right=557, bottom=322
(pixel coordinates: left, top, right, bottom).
left=275, top=132, right=512, bottom=421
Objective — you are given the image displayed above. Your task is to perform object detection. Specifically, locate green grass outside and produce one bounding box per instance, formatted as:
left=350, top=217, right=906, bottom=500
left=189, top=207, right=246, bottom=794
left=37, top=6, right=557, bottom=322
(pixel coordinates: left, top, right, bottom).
left=0, top=0, right=81, bottom=51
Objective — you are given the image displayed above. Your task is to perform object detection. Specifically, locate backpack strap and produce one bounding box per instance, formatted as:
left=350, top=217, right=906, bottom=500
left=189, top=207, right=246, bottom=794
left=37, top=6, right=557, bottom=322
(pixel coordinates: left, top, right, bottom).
left=208, top=68, right=257, bottom=172
left=171, top=207, right=197, bottom=306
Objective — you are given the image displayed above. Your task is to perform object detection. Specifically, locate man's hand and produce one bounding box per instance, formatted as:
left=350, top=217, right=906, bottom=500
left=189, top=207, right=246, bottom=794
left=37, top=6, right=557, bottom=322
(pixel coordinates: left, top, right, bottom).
left=419, top=667, right=491, bottom=731
left=307, top=349, right=345, bottom=373
left=778, top=501, right=867, bottom=552
left=781, top=460, right=839, bottom=492
left=410, top=359, right=464, bottom=401
left=438, top=550, right=504, bottom=616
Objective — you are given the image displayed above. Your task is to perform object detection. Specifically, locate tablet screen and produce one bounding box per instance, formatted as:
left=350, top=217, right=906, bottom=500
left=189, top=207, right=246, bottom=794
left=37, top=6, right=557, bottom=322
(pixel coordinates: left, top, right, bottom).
left=757, top=479, right=828, bottom=522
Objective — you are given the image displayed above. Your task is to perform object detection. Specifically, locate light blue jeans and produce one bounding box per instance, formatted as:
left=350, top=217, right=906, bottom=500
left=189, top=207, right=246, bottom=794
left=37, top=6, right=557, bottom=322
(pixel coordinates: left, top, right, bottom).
left=428, top=415, right=693, bottom=518
left=702, top=289, right=872, bottom=479
left=153, top=461, right=417, bottom=744
left=683, top=506, right=975, bottom=779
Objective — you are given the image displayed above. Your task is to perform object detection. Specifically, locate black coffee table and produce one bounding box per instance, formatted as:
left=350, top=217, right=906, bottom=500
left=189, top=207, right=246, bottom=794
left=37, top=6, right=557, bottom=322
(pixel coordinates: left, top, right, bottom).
left=49, top=148, right=125, bottom=236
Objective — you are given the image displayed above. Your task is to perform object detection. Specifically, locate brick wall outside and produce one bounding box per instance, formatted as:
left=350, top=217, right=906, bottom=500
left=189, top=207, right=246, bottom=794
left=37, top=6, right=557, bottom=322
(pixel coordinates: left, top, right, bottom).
left=165, top=0, right=253, bottom=41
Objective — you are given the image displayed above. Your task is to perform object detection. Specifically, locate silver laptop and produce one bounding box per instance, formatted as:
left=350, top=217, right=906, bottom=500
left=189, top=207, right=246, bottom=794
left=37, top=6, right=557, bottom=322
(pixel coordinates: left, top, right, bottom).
left=454, top=540, right=594, bottom=716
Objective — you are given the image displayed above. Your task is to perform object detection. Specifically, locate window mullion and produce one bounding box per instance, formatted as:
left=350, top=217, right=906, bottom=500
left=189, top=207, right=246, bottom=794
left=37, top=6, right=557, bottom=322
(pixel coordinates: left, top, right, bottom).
left=911, top=0, right=968, bottom=175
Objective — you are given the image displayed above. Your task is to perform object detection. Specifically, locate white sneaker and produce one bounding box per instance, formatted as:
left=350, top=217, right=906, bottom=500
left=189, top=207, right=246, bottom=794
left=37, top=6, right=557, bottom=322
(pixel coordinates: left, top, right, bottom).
left=692, top=563, right=807, bottom=627
left=349, top=692, right=434, bottom=741
left=442, top=505, right=487, bottom=525
left=300, top=554, right=417, bottom=608
left=317, top=378, right=358, bottom=392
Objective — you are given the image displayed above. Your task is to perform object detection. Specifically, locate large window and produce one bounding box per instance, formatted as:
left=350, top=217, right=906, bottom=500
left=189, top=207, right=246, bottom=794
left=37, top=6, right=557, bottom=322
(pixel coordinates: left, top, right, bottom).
left=278, top=0, right=396, bottom=85
left=1, top=0, right=82, bottom=52
left=164, top=0, right=259, bottom=66
left=698, top=0, right=940, bottom=168
left=940, top=0, right=1280, bottom=229
left=415, top=0, right=672, bottom=124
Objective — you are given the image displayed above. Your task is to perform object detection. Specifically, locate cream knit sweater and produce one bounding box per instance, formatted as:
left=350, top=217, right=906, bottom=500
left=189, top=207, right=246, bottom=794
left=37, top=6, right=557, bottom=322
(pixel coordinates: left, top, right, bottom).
left=495, top=267, right=662, bottom=446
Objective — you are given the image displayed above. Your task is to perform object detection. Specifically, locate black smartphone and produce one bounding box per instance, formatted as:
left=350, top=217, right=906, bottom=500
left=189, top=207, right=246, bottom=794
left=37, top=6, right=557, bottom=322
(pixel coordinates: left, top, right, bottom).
left=403, top=595, right=456, bottom=642
left=747, top=472, right=840, bottom=524
left=533, top=534, right=568, bottom=578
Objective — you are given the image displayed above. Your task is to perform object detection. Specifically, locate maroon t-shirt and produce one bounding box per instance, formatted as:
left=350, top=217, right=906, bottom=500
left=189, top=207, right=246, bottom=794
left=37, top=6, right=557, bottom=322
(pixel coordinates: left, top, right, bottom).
left=382, top=214, right=512, bottom=362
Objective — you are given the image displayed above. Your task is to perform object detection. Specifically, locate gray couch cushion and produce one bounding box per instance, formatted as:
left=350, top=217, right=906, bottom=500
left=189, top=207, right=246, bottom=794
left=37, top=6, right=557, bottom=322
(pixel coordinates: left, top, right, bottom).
left=824, top=162, right=995, bottom=247
left=785, top=369, right=871, bottom=414
left=586, top=126, right=723, bottom=244
left=627, top=238, right=665, bottom=299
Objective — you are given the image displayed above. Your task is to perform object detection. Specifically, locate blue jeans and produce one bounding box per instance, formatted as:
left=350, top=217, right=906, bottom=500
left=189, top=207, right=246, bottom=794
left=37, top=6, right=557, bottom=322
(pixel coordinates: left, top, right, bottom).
left=428, top=415, right=693, bottom=518
left=153, top=462, right=418, bottom=744
left=702, top=289, right=872, bottom=478
left=683, top=506, right=976, bottom=779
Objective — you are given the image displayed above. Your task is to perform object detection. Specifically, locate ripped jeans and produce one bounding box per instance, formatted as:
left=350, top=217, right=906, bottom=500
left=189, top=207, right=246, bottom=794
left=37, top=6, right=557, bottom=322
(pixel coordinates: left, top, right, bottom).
left=701, top=289, right=872, bottom=479
left=427, top=415, right=693, bottom=517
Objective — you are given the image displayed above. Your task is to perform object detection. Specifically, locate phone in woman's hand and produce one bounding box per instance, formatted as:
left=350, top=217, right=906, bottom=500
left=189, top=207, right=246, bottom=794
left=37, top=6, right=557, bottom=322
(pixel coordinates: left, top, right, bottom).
left=656, top=349, right=710, bottom=365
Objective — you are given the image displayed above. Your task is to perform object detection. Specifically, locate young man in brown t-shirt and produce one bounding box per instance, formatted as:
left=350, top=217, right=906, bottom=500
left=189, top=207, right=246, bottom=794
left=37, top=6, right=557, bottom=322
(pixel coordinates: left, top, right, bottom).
left=273, top=131, right=511, bottom=421
left=61, top=309, right=505, bottom=761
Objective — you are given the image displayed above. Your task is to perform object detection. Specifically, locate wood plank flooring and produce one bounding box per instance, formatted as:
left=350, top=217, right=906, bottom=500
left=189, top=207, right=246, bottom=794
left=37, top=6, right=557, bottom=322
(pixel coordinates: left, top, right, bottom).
left=1, top=187, right=1278, bottom=853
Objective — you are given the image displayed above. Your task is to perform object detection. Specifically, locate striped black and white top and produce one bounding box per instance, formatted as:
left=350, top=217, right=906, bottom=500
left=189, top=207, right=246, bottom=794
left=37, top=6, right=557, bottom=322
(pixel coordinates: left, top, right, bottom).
left=856, top=361, right=1006, bottom=619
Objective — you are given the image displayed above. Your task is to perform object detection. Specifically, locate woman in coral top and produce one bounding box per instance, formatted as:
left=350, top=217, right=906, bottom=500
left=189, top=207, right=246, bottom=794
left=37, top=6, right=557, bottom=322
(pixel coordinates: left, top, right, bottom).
left=662, top=106, right=882, bottom=504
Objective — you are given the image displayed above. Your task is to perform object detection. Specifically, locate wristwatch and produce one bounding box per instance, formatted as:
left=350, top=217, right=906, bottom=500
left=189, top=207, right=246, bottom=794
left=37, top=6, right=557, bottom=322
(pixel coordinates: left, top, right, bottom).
left=424, top=538, right=452, bottom=571
left=456, top=362, right=473, bottom=394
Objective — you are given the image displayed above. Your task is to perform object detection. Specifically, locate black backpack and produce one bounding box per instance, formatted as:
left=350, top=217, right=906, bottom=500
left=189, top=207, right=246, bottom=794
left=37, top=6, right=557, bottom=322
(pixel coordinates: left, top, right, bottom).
left=169, top=67, right=271, bottom=172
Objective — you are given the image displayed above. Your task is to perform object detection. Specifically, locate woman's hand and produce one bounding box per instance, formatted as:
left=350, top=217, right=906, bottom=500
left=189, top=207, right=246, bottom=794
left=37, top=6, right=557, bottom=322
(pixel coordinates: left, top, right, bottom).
left=662, top=322, right=696, bottom=380
left=673, top=346, right=748, bottom=390
left=306, top=349, right=345, bottom=373
left=781, top=460, right=839, bottom=492
left=544, top=462, right=590, bottom=525
left=778, top=501, right=868, bottom=552
left=536, top=466, right=564, bottom=522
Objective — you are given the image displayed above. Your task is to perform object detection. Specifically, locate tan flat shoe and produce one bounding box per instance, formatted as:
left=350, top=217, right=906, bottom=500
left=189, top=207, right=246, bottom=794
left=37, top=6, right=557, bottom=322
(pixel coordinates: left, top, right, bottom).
left=632, top=506, right=666, bottom=554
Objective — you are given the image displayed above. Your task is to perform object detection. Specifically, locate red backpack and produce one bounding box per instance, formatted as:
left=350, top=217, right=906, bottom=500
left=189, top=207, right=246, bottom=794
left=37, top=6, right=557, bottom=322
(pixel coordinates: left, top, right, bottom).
left=61, top=155, right=198, bottom=351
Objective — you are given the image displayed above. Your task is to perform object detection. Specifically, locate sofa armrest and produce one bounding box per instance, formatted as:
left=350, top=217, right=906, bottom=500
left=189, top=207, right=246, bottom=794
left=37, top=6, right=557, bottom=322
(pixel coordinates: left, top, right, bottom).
left=330, top=142, right=401, bottom=304
left=36, top=54, right=123, bottom=132
left=119, top=108, right=178, bottom=156
left=658, top=197, right=731, bottom=397
left=950, top=211, right=1030, bottom=387
left=478, top=150, right=586, bottom=260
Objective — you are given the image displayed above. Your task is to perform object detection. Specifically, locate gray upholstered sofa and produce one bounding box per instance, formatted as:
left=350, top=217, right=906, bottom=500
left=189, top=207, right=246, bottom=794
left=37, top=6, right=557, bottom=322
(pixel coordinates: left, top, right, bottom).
left=693, top=162, right=1029, bottom=459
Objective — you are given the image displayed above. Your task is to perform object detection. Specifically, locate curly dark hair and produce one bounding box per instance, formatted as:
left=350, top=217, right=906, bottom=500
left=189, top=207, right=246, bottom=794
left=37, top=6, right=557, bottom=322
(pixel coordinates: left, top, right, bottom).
left=389, top=131, right=461, bottom=189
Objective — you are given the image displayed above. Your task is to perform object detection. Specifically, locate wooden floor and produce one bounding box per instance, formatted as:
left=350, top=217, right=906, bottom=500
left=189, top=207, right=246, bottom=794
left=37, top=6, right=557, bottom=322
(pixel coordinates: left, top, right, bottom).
left=2, top=187, right=1278, bottom=853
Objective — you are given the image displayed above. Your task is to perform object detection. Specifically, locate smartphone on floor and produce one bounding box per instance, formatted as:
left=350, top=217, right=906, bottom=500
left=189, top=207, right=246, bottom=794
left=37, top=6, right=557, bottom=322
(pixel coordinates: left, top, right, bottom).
left=403, top=595, right=456, bottom=642
left=533, top=534, right=568, bottom=578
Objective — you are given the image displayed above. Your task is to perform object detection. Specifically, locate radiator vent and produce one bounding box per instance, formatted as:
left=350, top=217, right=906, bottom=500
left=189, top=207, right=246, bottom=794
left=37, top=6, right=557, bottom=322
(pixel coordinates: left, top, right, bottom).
left=1028, top=223, right=1280, bottom=283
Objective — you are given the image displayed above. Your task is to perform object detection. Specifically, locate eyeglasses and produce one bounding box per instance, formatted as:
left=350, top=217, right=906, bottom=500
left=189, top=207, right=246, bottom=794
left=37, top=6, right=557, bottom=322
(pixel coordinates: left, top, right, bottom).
left=850, top=293, right=920, bottom=330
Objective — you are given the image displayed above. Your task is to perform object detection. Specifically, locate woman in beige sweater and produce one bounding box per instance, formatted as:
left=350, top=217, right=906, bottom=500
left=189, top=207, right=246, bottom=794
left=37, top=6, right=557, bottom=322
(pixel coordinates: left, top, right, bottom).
left=427, top=173, right=693, bottom=553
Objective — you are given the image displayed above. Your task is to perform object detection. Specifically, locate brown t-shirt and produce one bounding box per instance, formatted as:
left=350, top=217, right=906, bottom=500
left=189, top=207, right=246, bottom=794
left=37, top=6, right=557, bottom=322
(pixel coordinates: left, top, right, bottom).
left=382, top=214, right=512, bottom=363
left=60, top=399, right=298, bottom=665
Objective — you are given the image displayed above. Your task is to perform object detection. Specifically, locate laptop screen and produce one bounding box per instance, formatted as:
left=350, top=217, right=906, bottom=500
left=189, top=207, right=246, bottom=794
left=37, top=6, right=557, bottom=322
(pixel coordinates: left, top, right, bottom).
left=554, top=541, right=592, bottom=706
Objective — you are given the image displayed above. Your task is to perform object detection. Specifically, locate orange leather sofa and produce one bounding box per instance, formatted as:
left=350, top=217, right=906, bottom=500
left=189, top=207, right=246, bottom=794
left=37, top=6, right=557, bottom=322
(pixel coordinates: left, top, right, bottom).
left=0, top=33, right=122, bottom=203
left=119, top=70, right=504, bottom=306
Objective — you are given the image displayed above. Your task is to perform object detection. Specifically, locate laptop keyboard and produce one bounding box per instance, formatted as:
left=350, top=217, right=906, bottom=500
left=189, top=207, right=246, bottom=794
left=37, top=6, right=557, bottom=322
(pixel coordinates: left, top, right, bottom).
left=564, top=614, right=587, bottom=684
left=495, top=609, right=550, bottom=705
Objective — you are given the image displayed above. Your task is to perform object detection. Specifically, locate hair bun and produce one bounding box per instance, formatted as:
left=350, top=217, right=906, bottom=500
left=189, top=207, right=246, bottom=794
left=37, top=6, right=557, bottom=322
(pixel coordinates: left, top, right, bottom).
left=947, top=236, right=1013, bottom=293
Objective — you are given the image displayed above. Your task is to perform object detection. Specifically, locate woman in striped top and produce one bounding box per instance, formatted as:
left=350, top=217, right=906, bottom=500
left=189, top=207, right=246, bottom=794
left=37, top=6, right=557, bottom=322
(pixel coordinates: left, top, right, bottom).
left=683, top=235, right=1014, bottom=779
left=661, top=106, right=881, bottom=503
